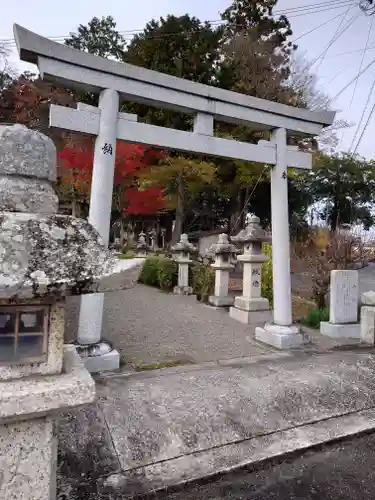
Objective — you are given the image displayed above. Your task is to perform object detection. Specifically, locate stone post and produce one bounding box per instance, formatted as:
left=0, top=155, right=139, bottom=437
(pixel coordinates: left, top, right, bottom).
left=172, top=234, right=197, bottom=295
left=208, top=234, right=237, bottom=307
left=320, top=270, right=360, bottom=338
left=229, top=216, right=272, bottom=324
left=77, top=89, right=120, bottom=372
left=360, top=291, right=375, bottom=344
left=137, top=232, right=148, bottom=257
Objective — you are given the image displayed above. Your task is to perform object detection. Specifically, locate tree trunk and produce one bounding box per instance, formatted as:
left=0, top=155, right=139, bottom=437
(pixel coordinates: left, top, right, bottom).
left=229, top=188, right=247, bottom=235
left=172, top=175, right=185, bottom=244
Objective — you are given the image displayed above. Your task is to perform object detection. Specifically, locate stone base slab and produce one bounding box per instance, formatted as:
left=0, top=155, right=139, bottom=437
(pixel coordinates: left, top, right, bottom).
left=0, top=417, right=56, bottom=500
left=173, top=286, right=193, bottom=295
left=82, top=349, right=120, bottom=373
left=230, top=307, right=272, bottom=325
left=320, top=322, right=361, bottom=339
left=209, top=295, right=234, bottom=307
left=255, top=323, right=306, bottom=349
left=234, top=296, right=269, bottom=311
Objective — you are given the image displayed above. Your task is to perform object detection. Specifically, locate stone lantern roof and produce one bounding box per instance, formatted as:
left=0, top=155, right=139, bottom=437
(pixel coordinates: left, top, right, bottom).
left=171, top=233, right=197, bottom=255
left=231, top=215, right=271, bottom=245
left=207, top=233, right=238, bottom=257
left=0, top=124, right=143, bottom=301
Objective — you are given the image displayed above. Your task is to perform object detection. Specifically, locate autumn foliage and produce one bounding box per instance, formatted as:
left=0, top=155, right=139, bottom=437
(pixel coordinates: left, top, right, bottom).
left=58, top=139, right=167, bottom=216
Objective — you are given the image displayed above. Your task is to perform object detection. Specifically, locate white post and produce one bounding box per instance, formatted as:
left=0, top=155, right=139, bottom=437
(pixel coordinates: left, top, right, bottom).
left=77, top=89, right=120, bottom=371
left=255, top=128, right=304, bottom=348
left=270, top=127, right=292, bottom=326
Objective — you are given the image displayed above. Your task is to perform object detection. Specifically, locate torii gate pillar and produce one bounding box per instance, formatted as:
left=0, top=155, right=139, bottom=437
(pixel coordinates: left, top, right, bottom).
left=255, top=128, right=305, bottom=348
left=76, top=89, right=120, bottom=372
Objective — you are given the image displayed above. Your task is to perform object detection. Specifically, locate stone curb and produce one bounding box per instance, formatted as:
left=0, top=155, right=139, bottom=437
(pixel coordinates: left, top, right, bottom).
left=98, top=406, right=375, bottom=497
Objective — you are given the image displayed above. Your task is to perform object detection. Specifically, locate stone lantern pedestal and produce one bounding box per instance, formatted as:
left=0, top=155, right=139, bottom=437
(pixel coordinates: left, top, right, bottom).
left=229, top=216, right=272, bottom=325
left=208, top=234, right=237, bottom=307
left=172, top=234, right=197, bottom=295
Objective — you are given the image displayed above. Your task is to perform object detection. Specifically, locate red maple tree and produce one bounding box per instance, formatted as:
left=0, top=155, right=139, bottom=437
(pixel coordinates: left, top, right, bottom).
left=58, top=139, right=167, bottom=216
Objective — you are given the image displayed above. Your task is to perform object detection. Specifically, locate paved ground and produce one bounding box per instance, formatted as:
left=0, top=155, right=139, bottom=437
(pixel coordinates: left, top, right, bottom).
left=65, top=284, right=274, bottom=366
left=66, top=283, right=362, bottom=368
left=57, top=349, right=375, bottom=499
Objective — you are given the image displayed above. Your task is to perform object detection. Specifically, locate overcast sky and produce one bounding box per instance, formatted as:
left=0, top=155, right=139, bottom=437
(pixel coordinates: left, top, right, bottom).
left=1, top=0, right=374, bottom=158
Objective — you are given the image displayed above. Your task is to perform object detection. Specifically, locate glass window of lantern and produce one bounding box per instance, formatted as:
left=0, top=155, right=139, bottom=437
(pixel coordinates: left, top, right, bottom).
left=0, top=306, right=49, bottom=364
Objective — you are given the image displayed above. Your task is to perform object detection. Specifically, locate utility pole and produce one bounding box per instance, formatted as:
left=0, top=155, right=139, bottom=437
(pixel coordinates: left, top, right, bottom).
left=360, top=0, right=375, bottom=15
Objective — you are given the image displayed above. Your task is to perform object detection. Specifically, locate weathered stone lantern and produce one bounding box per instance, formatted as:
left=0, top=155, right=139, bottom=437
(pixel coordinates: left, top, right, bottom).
left=171, top=233, right=197, bottom=295
left=0, top=124, right=143, bottom=499
left=207, top=234, right=237, bottom=307
left=229, top=215, right=272, bottom=324
left=137, top=231, right=148, bottom=257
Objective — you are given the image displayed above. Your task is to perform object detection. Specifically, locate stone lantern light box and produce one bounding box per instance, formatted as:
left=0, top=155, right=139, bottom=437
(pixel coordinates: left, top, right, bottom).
left=0, top=304, right=50, bottom=364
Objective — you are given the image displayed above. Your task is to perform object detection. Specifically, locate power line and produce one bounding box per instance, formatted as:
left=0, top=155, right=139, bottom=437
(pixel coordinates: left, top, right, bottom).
left=351, top=96, right=375, bottom=153
left=293, top=6, right=357, bottom=88
left=315, top=10, right=359, bottom=72
left=293, top=7, right=356, bottom=42
left=0, top=0, right=356, bottom=47
left=348, top=14, right=375, bottom=109
left=338, top=14, right=374, bottom=148
left=332, top=54, right=375, bottom=100
left=350, top=75, right=375, bottom=152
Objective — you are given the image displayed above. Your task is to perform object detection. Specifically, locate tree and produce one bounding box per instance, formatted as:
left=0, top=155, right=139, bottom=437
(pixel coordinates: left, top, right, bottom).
left=0, top=73, right=74, bottom=139
left=218, top=0, right=295, bottom=94
left=140, top=156, right=216, bottom=243
left=0, top=43, right=15, bottom=94
left=309, top=152, right=375, bottom=231
left=287, top=52, right=350, bottom=152
left=123, top=14, right=222, bottom=130
left=65, top=16, right=126, bottom=59
left=58, top=139, right=167, bottom=225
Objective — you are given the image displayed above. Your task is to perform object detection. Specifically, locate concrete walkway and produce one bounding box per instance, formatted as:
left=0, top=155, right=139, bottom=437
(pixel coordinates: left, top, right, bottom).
left=65, top=284, right=274, bottom=366
left=57, top=348, right=375, bottom=499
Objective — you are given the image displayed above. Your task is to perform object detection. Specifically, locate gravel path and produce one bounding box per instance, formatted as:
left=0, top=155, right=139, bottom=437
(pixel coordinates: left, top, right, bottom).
left=65, top=284, right=273, bottom=366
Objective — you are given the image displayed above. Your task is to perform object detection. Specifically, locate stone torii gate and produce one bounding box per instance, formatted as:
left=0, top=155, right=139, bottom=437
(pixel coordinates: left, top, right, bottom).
left=14, top=24, right=335, bottom=369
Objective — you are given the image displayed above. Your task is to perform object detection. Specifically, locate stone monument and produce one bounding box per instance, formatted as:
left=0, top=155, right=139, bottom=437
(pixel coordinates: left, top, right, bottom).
left=171, top=234, right=197, bottom=295
left=320, top=270, right=360, bottom=338
left=230, top=216, right=272, bottom=324
left=360, top=291, right=375, bottom=344
left=0, top=124, right=143, bottom=499
left=208, top=234, right=237, bottom=307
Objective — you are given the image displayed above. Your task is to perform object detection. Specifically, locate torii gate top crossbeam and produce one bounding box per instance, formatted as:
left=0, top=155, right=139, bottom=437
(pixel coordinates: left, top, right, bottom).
left=14, top=24, right=335, bottom=137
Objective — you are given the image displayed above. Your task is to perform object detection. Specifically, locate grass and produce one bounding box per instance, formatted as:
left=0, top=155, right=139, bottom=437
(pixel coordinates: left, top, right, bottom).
left=133, top=359, right=194, bottom=372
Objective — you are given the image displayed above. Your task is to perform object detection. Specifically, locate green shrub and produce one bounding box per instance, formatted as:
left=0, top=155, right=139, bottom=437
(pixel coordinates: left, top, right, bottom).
left=262, top=243, right=273, bottom=306
left=138, top=256, right=177, bottom=291
left=302, top=307, right=329, bottom=329
left=191, top=263, right=215, bottom=302
left=157, top=258, right=178, bottom=291
left=118, top=251, right=136, bottom=260
left=138, top=257, right=160, bottom=287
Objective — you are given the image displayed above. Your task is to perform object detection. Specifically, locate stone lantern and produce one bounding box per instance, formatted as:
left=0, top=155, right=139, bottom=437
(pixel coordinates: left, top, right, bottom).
left=0, top=124, right=143, bottom=499
left=137, top=231, right=148, bottom=257
left=171, top=234, right=197, bottom=295
left=207, top=234, right=237, bottom=307
left=229, top=215, right=272, bottom=324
